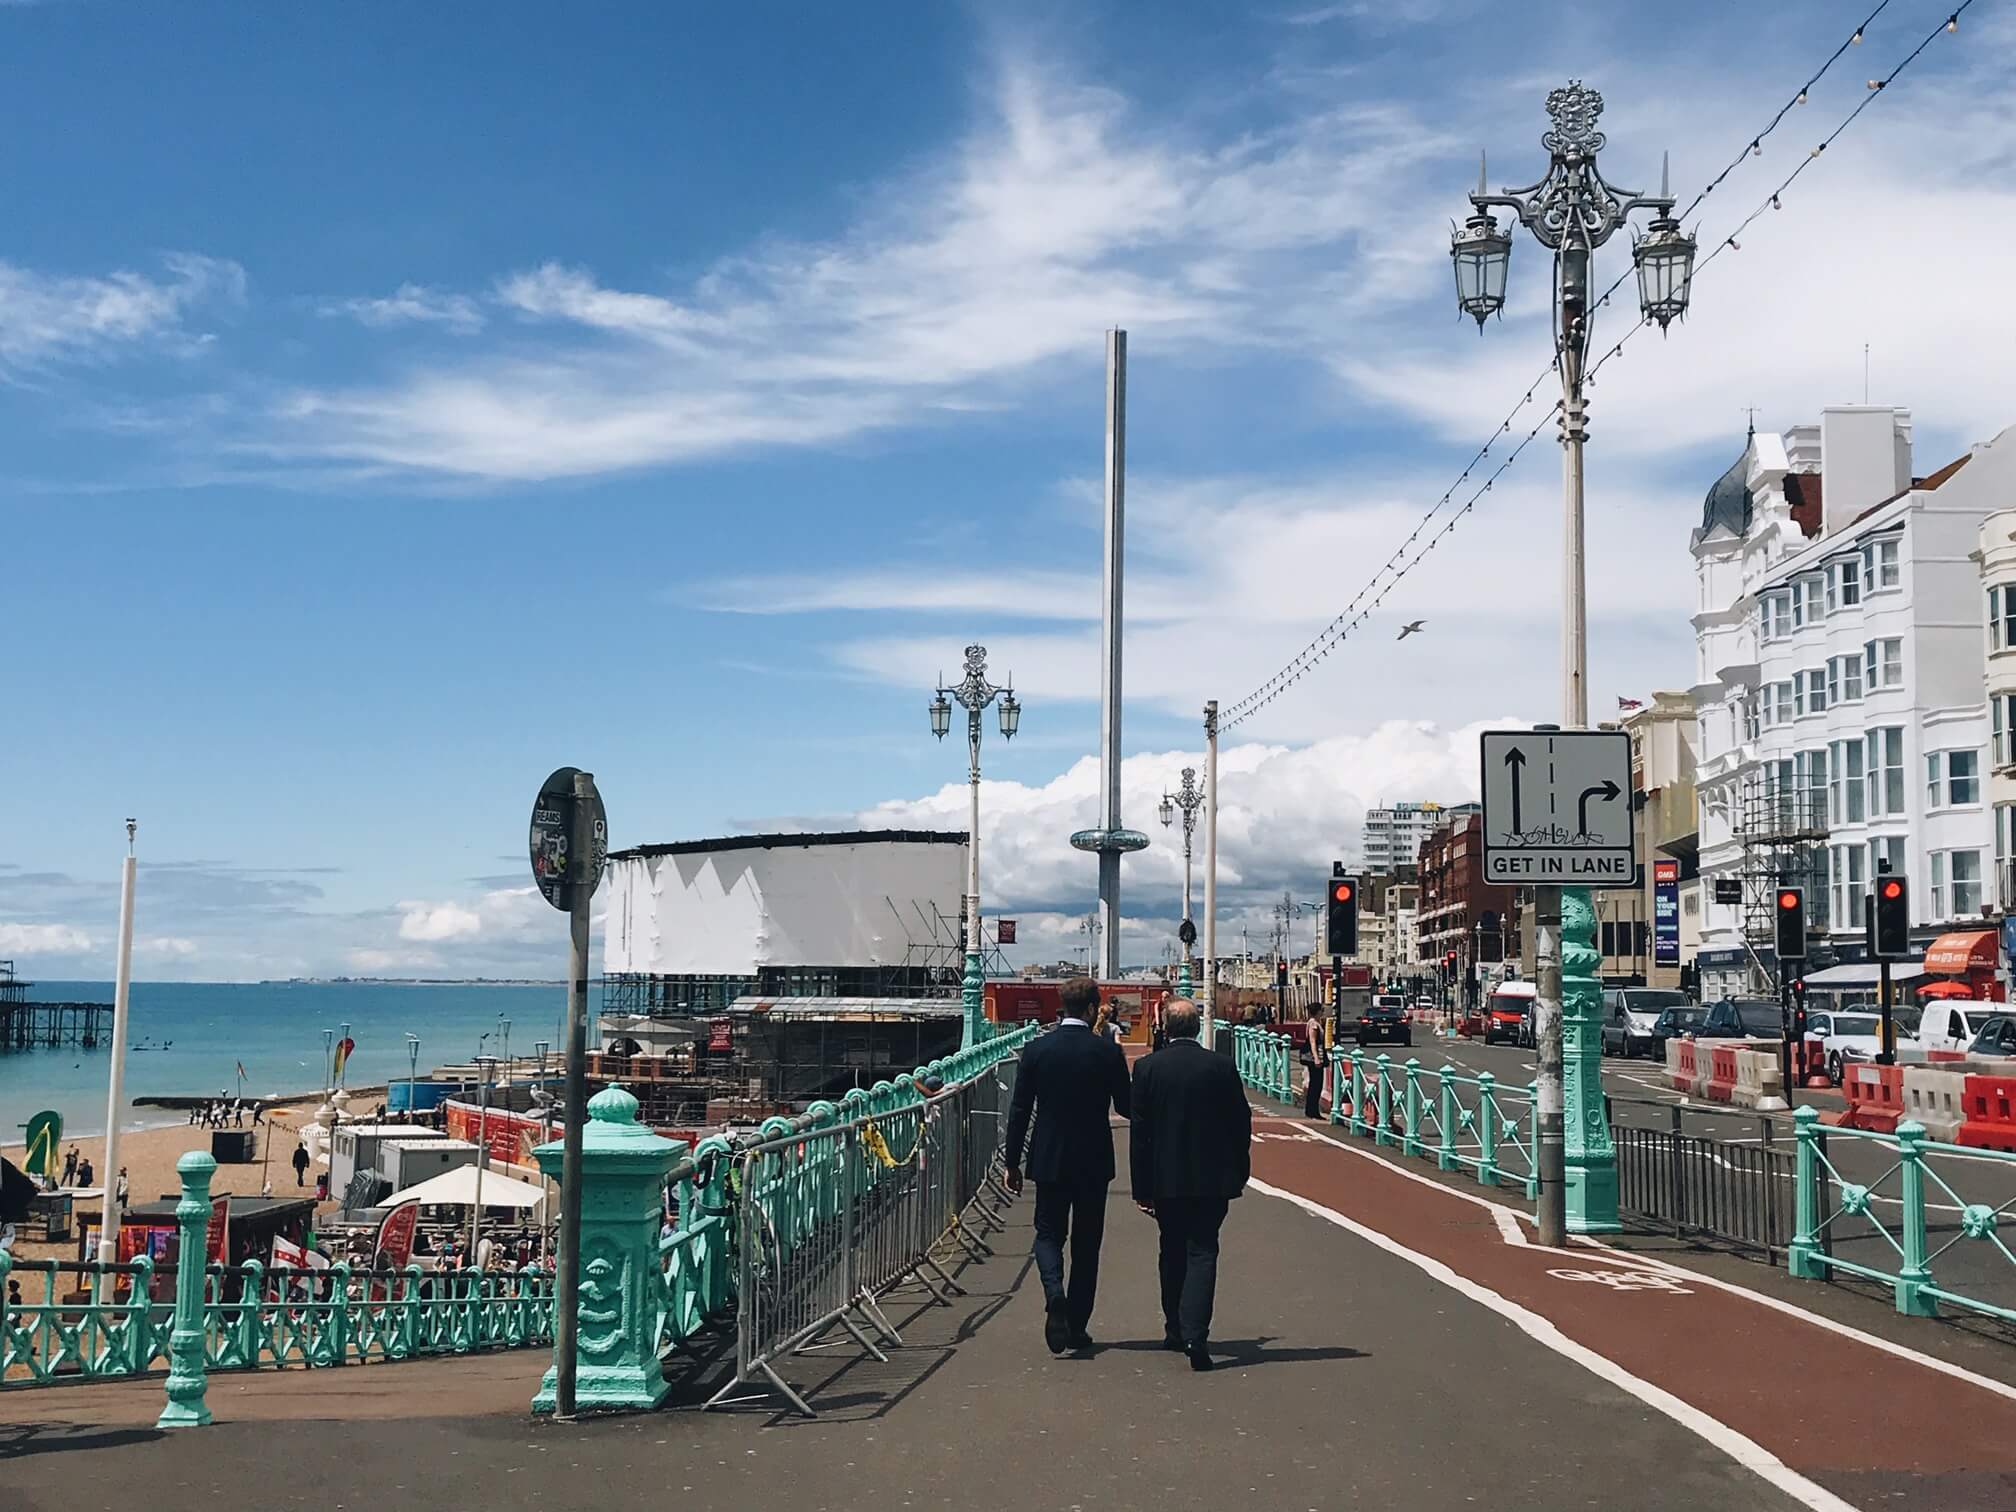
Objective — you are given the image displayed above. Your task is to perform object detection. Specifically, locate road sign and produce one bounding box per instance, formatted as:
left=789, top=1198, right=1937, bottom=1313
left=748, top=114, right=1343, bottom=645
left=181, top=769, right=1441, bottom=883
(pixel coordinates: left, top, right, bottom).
left=530, top=766, right=608, bottom=912
left=1479, top=729, right=1635, bottom=888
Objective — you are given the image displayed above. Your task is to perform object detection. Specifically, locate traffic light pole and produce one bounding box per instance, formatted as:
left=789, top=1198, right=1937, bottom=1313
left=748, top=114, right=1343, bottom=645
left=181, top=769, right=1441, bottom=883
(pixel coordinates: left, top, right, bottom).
left=1778, top=974, right=1795, bottom=1108
left=1879, top=960, right=1895, bottom=1065
left=1535, top=884, right=1566, bottom=1248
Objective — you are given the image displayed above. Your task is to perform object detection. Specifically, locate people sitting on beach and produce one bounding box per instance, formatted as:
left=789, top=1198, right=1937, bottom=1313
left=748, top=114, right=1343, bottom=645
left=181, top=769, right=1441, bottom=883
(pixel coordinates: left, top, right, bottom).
left=76, top=1158, right=94, bottom=1189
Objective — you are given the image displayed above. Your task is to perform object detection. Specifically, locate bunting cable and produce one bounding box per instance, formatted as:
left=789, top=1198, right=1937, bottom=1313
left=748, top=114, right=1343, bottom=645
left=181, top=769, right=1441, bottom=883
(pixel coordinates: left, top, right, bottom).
left=1220, top=0, right=1971, bottom=731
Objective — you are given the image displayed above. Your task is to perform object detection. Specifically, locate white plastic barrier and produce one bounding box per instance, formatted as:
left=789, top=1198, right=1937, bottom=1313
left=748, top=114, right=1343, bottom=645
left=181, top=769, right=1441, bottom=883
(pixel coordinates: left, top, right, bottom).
left=1731, top=1048, right=1789, bottom=1111
left=1902, top=1067, right=1968, bottom=1142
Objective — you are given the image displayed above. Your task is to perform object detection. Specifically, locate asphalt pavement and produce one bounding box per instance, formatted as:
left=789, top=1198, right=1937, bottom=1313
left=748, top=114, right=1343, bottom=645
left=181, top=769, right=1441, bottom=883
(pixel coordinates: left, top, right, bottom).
left=4, top=1127, right=1846, bottom=1512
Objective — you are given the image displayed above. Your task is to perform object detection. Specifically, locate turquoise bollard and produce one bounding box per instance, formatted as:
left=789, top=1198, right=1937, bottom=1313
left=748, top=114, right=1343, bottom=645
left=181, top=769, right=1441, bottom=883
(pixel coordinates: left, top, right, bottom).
left=157, top=1149, right=216, bottom=1428
left=531, top=1085, right=686, bottom=1414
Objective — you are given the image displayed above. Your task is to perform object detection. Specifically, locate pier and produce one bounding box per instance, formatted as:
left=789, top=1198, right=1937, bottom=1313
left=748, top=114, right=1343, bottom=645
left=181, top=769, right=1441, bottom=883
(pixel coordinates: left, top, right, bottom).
left=0, top=960, right=113, bottom=1051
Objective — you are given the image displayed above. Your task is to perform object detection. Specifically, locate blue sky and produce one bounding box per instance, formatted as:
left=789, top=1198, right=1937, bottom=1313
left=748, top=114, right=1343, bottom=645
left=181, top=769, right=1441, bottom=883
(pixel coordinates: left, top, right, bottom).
left=5, top=0, right=2011, bottom=978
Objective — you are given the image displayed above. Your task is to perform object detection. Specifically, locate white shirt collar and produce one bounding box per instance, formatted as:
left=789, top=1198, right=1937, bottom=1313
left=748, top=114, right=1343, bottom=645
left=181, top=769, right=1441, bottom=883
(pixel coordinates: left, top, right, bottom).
left=1059, top=1017, right=1090, bottom=1028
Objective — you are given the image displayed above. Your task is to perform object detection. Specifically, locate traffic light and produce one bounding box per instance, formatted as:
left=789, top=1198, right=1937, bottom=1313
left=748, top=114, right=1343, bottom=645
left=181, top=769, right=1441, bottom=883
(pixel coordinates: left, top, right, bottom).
left=1275, top=959, right=1289, bottom=987
left=1874, top=874, right=1910, bottom=957
left=1774, top=885, right=1807, bottom=962
left=1325, top=865, right=1360, bottom=956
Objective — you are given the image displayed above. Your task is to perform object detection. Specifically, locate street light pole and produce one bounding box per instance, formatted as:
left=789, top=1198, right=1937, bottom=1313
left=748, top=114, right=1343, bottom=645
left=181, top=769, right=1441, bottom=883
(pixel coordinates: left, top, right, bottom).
left=1203, top=701, right=1219, bottom=1047
left=1160, top=766, right=1205, bottom=997
left=932, top=645, right=1021, bottom=1049
left=1452, top=81, right=1696, bottom=1245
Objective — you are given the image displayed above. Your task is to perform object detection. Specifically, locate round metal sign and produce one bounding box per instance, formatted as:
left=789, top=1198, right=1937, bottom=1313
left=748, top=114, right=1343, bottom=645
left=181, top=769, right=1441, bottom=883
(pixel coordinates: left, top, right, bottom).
left=530, top=766, right=607, bottom=912
left=1178, top=918, right=1197, bottom=948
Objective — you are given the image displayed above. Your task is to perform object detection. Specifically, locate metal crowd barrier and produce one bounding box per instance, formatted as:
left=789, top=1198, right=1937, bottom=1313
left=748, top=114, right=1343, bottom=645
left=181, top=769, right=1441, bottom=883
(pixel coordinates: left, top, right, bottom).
left=706, top=1047, right=1024, bottom=1416
left=1609, top=1099, right=1793, bottom=1262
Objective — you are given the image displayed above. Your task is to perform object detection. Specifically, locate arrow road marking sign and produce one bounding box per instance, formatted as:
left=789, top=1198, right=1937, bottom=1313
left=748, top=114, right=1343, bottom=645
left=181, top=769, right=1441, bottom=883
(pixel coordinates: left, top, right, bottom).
left=1480, top=729, right=1635, bottom=888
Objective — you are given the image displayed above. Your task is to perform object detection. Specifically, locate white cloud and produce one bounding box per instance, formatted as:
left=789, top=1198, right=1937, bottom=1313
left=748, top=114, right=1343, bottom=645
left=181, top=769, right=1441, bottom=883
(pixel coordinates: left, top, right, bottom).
left=323, top=283, right=483, bottom=334
left=0, top=922, right=93, bottom=955
left=0, top=253, right=243, bottom=371
left=397, top=901, right=482, bottom=942
left=139, top=936, right=198, bottom=957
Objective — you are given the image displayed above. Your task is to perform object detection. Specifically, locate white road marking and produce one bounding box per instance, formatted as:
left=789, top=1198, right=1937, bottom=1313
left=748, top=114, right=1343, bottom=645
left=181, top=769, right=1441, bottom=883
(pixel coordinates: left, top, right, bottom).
left=1251, top=1177, right=1861, bottom=1512
left=1546, top=1266, right=1695, bottom=1295
left=1284, top=1118, right=2016, bottom=1406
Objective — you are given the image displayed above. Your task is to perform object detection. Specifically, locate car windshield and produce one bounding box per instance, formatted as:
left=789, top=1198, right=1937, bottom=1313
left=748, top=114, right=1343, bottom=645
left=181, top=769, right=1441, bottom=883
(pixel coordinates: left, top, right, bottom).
left=1658, top=1008, right=1707, bottom=1028
left=1830, top=1014, right=1879, bottom=1036
left=1623, top=991, right=1687, bottom=1014
left=1963, top=1011, right=1993, bottom=1036
left=1488, top=995, right=1529, bottom=1015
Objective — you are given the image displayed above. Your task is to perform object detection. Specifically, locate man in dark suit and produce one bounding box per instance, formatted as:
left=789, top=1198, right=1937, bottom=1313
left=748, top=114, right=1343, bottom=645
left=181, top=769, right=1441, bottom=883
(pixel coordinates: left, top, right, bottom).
left=1129, top=998, right=1252, bottom=1371
left=1004, top=975, right=1131, bottom=1354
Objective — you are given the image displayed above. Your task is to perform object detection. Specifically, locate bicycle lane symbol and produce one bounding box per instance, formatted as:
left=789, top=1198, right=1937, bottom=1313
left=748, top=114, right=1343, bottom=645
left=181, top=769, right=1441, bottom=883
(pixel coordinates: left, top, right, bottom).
left=1545, top=1267, right=1695, bottom=1295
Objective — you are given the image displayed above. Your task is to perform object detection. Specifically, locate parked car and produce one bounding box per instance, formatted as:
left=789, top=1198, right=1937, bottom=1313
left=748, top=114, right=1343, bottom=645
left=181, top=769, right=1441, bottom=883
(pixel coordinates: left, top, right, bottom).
left=1357, top=1000, right=1412, bottom=1047
left=1967, top=1014, right=2016, bottom=1058
left=1807, top=1009, right=1887, bottom=1085
left=1701, top=998, right=1785, bottom=1039
left=1916, top=1002, right=1995, bottom=1055
left=1483, top=982, right=1536, bottom=1046
left=1647, top=1003, right=1712, bottom=1057
left=1601, top=988, right=1690, bottom=1059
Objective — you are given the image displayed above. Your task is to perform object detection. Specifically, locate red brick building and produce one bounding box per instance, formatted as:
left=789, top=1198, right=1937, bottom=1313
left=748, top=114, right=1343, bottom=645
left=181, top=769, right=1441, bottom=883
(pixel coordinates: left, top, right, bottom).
left=1416, top=812, right=1522, bottom=1001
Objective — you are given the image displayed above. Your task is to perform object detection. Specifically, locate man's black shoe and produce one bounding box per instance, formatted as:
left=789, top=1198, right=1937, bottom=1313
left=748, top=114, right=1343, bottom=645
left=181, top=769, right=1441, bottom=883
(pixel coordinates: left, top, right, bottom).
left=1044, top=1297, right=1072, bottom=1355
left=1162, top=1332, right=1185, bottom=1352
left=1068, top=1330, right=1094, bottom=1351
left=1187, top=1344, right=1214, bottom=1372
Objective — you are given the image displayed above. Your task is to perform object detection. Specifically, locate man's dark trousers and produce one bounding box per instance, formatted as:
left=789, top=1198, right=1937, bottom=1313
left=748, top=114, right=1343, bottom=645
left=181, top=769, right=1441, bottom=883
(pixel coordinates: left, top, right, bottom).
left=1156, top=1195, right=1229, bottom=1346
left=1032, top=1180, right=1108, bottom=1331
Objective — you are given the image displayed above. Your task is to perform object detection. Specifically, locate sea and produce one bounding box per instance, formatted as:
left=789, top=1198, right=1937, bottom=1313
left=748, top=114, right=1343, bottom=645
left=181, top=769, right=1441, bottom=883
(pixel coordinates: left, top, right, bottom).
left=1, top=980, right=587, bottom=1144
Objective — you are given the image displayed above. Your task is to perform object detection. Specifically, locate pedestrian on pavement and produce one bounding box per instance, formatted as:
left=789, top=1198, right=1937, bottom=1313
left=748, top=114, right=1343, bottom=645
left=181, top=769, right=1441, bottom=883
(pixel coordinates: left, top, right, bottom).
left=114, top=1167, right=129, bottom=1211
left=1128, top=998, right=1252, bottom=1372
left=1003, top=975, right=1132, bottom=1356
left=1302, top=1012, right=1330, bottom=1120
left=291, top=1143, right=310, bottom=1188
left=61, top=1147, right=78, bottom=1188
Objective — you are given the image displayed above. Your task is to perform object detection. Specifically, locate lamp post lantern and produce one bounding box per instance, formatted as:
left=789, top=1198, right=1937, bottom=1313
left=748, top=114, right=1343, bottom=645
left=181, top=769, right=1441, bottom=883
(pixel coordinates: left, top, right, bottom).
left=932, top=644, right=1021, bottom=1048
left=1452, top=81, right=1695, bottom=1244
left=1160, top=766, right=1205, bottom=996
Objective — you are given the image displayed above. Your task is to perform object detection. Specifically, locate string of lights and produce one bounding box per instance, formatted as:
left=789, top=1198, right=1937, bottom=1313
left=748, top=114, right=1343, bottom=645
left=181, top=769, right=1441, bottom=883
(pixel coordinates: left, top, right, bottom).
left=1220, top=0, right=1970, bottom=731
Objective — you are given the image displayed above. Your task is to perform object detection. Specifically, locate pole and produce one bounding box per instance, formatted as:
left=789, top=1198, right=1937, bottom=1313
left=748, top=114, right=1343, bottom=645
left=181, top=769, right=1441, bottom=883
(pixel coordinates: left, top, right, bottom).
left=1779, top=974, right=1795, bottom=1108
left=99, top=820, right=137, bottom=1254
left=962, top=710, right=986, bottom=1049
left=1879, top=959, right=1895, bottom=1064
left=1203, top=700, right=1219, bottom=1047
left=470, top=1058, right=489, bottom=1257
left=554, top=769, right=597, bottom=1420
left=406, top=1035, right=420, bottom=1122
left=1096, top=328, right=1126, bottom=981
left=1535, top=885, right=1566, bottom=1245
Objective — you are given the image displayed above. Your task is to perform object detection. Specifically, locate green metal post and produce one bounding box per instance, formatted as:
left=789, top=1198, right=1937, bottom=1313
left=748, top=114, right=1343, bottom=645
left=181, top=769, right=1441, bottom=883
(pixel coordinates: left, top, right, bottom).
left=531, top=1085, right=685, bottom=1413
left=1402, top=1058, right=1423, bottom=1158
left=1477, top=1072, right=1499, bottom=1187
left=1350, top=1051, right=1367, bottom=1137
left=1561, top=887, right=1619, bottom=1231
left=1328, top=1047, right=1347, bottom=1125
left=157, top=1150, right=215, bottom=1429
left=1438, top=1068, right=1458, bottom=1170
left=961, top=948, right=987, bottom=1050
left=1788, top=1106, right=1824, bottom=1279
left=1895, top=1121, right=1937, bottom=1317
left=1374, top=1054, right=1395, bottom=1146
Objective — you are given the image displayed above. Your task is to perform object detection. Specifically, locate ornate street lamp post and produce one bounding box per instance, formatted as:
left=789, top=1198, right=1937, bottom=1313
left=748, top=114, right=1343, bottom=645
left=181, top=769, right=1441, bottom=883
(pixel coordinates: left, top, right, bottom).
left=931, top=645, right=1021, bottom=1049
left=1451, top=82, right=1697, bottom=1244
left=1159, top=767, right=1205, bottom=996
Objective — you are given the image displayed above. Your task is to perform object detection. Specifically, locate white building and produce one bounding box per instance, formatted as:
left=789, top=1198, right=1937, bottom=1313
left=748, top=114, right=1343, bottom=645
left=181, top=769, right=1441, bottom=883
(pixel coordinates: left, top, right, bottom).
left=1977, top=511, right=2016, bottom=912
left=1360, top=802, right=1461, bottom=873
left=1691, top=408, right=2013, bottom=999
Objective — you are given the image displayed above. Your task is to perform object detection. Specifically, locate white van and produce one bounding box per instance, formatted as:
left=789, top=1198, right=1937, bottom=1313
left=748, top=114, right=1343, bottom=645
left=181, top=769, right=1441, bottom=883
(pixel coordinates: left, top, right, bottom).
left=1916, top=1002, right=1996, bottom=1055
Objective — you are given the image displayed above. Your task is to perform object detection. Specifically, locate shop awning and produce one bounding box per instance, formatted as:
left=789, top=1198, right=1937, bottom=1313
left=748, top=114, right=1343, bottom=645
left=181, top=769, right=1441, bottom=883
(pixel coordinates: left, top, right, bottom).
left=1802, top=962, right=1926, bottom=987
left=1924, top=930, right=1998, bottom=976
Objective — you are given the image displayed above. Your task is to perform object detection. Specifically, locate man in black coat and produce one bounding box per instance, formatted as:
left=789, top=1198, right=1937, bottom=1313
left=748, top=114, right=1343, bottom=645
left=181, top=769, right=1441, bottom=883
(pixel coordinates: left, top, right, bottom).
left=1004, top=975, right=1131, bottom=1354
left=1129, top=998, right=1252, bottom=1371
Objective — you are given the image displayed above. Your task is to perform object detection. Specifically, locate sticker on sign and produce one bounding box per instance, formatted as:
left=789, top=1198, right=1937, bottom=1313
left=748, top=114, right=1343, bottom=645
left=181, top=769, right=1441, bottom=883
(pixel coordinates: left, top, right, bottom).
left=1479, top=729, right=1635, bottom=888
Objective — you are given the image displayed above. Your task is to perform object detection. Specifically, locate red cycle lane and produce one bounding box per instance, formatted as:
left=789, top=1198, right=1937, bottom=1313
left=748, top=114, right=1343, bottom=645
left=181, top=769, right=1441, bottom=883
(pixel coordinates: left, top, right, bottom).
left=1249, top=1115, right=2016, bottom=1512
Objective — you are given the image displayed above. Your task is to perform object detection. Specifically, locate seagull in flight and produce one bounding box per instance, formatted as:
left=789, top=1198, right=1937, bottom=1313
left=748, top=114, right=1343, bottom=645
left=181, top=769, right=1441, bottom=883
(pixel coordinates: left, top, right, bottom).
left=1397, top=620, right=1426, bottom=640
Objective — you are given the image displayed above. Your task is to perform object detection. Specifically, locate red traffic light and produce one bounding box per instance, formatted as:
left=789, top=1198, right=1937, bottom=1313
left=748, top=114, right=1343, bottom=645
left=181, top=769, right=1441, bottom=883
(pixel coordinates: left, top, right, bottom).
left=1778, top=890, right=1801, bottom=910
left=1881, top=879, right=1904, bottom=900
left=1333, top=882, right=1354, bottom=903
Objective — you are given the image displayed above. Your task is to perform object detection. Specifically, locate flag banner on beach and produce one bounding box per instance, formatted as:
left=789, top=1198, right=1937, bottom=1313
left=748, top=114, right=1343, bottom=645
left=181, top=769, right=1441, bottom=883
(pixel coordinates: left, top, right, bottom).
left=21, top=1110, right=61, bottom=1180
left=332, top=1036, right=355, bottom=1078
left=236, top=1060, right=247, bottom=1081
left=374, top=1202, right=419, bottom=1269
left=207, top=1195, right=230, bottom=1264
left=271, top=1234, right=306, bottom=1269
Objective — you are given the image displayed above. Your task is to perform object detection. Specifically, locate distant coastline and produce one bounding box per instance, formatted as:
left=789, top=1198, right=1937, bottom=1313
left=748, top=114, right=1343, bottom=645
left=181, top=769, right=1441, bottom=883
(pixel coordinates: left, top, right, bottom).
left=256, top=976, right=569, bottom=987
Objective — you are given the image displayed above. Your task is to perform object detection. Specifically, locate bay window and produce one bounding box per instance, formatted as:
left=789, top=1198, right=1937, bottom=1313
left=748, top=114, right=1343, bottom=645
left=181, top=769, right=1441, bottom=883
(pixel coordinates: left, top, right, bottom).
left=1865, top=727, right=1905, bottom=818
left=1862, top=535, right=1900, bottom=591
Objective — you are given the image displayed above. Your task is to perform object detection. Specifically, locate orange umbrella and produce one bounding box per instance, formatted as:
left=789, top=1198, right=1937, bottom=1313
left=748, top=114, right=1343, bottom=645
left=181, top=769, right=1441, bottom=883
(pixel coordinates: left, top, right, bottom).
left=1917, top=980, right=1975, bottom=1000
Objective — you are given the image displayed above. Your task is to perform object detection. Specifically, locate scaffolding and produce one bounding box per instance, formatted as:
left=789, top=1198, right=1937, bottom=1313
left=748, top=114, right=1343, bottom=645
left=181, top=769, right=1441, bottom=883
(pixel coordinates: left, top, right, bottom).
left=598, top=898, right=1010, bottom=1019
left=1730, top=769, right=1830, bottom=994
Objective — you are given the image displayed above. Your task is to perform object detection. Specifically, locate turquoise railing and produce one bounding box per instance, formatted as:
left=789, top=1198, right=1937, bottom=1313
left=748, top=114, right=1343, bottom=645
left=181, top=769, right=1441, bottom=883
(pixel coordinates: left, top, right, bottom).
left=1231, top=1024, right=1294, bottom=1102
left=0, top=1254, right=169, bottom=1385
left=1788, top=1107, right=2016, bottom=1324
left=1325, top=1048, right=1539, bottom=1199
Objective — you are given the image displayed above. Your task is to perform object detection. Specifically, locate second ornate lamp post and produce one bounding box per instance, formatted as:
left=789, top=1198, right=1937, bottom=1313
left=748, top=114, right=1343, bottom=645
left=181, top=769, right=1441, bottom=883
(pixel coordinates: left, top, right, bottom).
left=1450, top=81, right=1698, bottom=1244
left=932, top=645, right=1021, bottom=1049
left=1159, top=766, right=1205, bottom=996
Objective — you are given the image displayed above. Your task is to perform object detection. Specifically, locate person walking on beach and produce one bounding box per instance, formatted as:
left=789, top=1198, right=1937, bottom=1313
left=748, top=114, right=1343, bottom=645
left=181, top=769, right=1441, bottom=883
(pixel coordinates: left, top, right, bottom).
left=1128, top=999, right=1253, bottom=1372
left=1003, top=976, right=1132, bottom=1355
left=291, top=1143, right=310, bottom=1188
left=61, top=1147, right=78, bottom=1188
left=114, top=1167, right=129, bottom=1211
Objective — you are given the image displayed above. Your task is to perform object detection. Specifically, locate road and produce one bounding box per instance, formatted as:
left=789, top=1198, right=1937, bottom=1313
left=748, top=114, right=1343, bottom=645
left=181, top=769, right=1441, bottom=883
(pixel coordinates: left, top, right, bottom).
left=1330, top=1030, right=2016, bottom=1328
